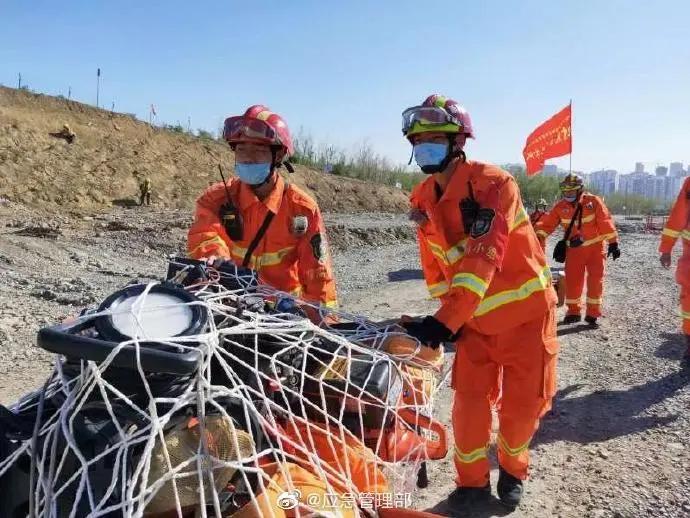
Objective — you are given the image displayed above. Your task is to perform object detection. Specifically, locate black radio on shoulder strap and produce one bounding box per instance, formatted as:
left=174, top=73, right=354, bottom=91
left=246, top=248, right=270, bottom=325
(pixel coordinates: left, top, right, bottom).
left=460, top=181, right=480, bottom=234
left=217, top=164, right=244, bottom=241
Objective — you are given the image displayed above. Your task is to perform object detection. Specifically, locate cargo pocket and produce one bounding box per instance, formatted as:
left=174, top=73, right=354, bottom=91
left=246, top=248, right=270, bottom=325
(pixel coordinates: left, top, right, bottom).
left=538, top=338, right=560, bottom=417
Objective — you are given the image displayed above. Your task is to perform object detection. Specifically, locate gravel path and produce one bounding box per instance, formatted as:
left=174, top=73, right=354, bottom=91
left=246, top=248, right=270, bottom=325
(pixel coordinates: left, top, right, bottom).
left=0, top=204, right=688, bottom=517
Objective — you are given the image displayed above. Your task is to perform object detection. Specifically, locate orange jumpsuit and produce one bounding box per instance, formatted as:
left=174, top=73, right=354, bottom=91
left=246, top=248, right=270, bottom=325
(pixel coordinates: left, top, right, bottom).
left=659, top=177, right=690, bottom=335
left=188, top=175, right=337, bottom=307
left=410, top=160, right=558, bottom=488
left=535, top=192, right=617, bottom=318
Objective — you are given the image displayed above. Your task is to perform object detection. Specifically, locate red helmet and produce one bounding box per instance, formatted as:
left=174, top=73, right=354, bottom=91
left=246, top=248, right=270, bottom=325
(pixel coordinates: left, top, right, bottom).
left=223, top=105, right=294, bottom=156
left=418, top=94, right=474, bottom=139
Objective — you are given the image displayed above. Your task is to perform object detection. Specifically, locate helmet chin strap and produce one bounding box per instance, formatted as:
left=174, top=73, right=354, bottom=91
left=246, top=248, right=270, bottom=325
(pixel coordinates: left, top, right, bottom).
left=420, top=134, right=465, bottom=175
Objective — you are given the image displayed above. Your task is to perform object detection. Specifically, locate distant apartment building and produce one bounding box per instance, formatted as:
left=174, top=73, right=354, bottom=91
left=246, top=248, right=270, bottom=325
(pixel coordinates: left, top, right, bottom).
left=655, top=166, right=668, bottom=176
left=670, top=162, right=685, bottom=177
left=618, top=172, right=648, bottom=197
left=635, top=162, right=645, bottom=173
left=589, top=169, right=618, bottom=196
left=618, top=171, right=684, bottom=202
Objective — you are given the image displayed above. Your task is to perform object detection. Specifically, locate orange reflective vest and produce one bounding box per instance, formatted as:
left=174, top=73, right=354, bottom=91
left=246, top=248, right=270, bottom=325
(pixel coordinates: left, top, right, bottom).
left=188, top=175, right=337, bottom=307
left=535, top=192, right=618, bottom=248
left=410, top=160, right=556, bottom=335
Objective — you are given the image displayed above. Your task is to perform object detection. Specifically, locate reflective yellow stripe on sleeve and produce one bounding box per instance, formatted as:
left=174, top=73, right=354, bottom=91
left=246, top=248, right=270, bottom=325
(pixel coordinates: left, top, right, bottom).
left=536, top=230, right=549, bottom=238
left=510, top=207, right=529, bottom=232
left=681, top=310, right=690, bottom=320
left=662, top=228, right=680, bottom=238
left=427, top=238, right=467, bottom=266
left=427, top=281, right=450, bottom=298
left=189, top=235, right=230, bottom=256
left=474, top=266, right=551, bottom=317
left=450, top=272, right=489, bottom=298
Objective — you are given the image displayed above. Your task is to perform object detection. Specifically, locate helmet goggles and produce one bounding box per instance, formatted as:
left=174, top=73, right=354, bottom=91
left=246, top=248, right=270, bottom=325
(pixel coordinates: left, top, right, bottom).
left=223, top=116, right=278, bottom=146
left=402, top=105, right=463, bottom=136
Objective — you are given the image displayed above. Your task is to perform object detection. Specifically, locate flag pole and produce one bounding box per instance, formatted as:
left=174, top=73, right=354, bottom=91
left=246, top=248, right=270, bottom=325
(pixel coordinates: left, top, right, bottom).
left=569, top=99, right=573, bottom=174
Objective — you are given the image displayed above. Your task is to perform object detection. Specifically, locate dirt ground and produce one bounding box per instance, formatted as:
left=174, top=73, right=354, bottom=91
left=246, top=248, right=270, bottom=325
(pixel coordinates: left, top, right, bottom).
left=0, top=203, right=689, bottom=517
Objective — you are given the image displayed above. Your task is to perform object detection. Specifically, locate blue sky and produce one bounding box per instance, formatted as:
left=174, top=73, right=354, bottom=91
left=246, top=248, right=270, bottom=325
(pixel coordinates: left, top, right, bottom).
left=2, top=1, right=689, bottom=174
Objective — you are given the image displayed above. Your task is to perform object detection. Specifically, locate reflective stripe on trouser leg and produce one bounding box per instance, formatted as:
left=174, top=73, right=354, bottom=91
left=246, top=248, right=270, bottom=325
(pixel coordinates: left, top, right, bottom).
left=451, top=336, right=497, bottom=488
left=496, top=428, right=536, bottom=481
left=681, top=286, right=690, bottom=335
left=585, top=246, right=606, bottom=318
left=452, top=389, right=492, bottom=487
left=495, top=308, right=558, bottom=480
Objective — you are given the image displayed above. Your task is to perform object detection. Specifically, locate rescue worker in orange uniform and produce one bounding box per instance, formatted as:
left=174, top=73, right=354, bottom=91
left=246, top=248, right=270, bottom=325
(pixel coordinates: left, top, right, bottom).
left=401, top=94, right=559, bottom=509
left=535, top=174, right=620, bottom=326
left=659, top=176, right=690, bottom=361
left=529, top=198, right=548, bottom=226
left=187, top=105, right=337, bottom=318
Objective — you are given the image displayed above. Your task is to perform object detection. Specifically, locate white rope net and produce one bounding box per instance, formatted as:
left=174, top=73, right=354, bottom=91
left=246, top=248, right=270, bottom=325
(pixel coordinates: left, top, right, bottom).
left=0, top=259, right=450, bottom=517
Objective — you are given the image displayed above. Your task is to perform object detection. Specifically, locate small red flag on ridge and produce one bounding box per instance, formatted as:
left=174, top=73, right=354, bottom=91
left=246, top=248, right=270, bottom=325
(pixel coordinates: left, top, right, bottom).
left=523, top=104, right=572, bottom=176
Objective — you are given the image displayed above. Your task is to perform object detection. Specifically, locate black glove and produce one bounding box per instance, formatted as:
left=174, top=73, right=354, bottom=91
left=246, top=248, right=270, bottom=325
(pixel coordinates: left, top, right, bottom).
left=607, top=242, right=621, bottom=260
left=401, top=316, right=454, bottom=349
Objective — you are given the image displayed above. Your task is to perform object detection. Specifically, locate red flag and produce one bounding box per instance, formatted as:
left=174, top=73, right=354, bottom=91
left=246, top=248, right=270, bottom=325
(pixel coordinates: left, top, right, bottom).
left=522, top=104, right=572, bottom=176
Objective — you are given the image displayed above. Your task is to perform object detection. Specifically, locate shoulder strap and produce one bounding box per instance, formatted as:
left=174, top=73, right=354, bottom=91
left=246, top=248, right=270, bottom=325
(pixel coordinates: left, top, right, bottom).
left=242, top=185, right=289, bottom=268
left=242, top=211, right=275, bottom=268
left=564, top=203, right=583, bottom=241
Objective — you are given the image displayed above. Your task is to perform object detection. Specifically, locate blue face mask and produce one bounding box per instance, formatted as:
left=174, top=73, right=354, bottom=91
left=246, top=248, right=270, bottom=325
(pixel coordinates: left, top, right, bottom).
left=413, top=142, right=448, bottom=174
left=563, top=193, right=578, bottom=203
left=235, top=162, right=272, bottom=185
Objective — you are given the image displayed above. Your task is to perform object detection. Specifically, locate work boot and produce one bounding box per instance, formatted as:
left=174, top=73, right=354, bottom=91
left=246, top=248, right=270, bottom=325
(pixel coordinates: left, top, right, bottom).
left=497, top=467, right=523, bottom=508
left=562, top=314, right=581, bottom=324
left=585, top=315, right=599, bottom=327
left=447, top=484, right=491, bottom=509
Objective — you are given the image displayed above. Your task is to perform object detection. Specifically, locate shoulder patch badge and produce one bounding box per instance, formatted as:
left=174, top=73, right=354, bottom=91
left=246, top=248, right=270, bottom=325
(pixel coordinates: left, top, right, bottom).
left=292, top=215, right=308, bottom=236
left=310, top=233, right=328, bottom=262
left=470, top=208, right=495, bottom=238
